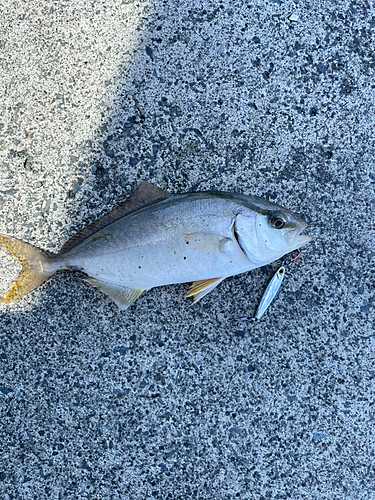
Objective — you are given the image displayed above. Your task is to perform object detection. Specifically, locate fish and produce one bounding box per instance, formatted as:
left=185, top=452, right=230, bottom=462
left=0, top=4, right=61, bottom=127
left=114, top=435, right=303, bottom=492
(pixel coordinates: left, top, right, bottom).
left=0, top=181, right=312, bottom=310
left=254, top=265, right=286, bottom=320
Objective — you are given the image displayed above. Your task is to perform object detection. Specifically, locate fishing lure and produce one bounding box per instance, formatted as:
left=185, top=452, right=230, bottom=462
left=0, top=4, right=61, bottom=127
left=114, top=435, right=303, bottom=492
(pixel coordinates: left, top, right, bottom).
left=254, top=266, right=285, bottom=320
left=234, top=249, right=301, bottom=322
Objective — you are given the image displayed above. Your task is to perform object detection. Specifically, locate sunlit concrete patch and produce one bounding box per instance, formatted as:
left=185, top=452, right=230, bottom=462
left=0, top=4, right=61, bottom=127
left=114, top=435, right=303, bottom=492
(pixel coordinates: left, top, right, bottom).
left=0, top=0, right=154, bottom=309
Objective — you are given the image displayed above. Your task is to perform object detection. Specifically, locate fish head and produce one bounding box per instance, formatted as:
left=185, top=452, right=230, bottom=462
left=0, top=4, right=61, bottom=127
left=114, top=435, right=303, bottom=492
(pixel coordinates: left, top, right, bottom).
left=234, top=196, right=312, bottom=265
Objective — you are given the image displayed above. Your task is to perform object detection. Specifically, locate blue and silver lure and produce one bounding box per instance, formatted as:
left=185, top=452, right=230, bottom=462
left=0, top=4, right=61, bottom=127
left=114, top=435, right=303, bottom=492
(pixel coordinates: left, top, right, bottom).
left=254, top=266, right=285, bottom=320
left=234, top=250, right=301, bottom=322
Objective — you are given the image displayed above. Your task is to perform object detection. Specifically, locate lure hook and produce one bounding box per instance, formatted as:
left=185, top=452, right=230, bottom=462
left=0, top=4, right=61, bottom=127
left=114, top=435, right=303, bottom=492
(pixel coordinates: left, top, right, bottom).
left=289, top=248, right=301, bottom=262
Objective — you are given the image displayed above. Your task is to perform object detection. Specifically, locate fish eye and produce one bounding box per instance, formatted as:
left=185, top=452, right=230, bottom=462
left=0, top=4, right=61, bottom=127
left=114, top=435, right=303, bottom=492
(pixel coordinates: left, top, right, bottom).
left=269, top=216, right=286, bottom=229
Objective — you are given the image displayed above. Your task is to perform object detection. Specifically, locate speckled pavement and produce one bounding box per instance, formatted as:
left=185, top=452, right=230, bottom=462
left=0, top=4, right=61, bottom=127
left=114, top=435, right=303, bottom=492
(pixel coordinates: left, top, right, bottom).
left=1, top=0, right=374, bottom=499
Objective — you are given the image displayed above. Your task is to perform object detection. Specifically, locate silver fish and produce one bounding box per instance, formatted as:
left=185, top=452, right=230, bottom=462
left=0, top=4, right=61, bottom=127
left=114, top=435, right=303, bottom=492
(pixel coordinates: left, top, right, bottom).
left=0, top=182, right=311, bottom=309
left=254, top=266, right=286, bottom=320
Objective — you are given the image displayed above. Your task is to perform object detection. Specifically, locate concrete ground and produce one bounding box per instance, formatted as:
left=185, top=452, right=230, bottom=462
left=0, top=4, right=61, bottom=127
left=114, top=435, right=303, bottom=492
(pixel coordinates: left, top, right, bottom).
left=0, top=0, right=374, bottom=498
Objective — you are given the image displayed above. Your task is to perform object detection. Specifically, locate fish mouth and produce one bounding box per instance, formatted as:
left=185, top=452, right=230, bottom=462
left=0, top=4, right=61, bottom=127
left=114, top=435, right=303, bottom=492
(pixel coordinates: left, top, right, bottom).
left=287, top=223, right=312, bottom=249
left=292, top=233, right=312, bottom=248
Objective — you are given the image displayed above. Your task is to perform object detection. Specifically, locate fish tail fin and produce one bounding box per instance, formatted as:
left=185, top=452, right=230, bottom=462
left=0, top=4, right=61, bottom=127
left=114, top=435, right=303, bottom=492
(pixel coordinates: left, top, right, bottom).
left=0, top=234, right=57, bottom=304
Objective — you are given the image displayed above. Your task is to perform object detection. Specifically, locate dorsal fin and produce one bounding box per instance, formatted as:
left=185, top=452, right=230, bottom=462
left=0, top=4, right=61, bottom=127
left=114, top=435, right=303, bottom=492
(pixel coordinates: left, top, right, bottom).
left=58, top=182, right=168, bottom=254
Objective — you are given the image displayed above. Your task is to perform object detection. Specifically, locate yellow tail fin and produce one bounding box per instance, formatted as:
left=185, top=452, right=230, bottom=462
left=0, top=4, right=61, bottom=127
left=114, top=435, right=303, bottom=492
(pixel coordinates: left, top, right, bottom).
left=0, top=235, right=55, bottom=304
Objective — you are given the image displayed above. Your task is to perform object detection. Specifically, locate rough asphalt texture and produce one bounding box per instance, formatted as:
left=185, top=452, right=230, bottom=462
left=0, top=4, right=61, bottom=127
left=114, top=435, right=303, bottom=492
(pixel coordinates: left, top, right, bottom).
left=0, top=0, right=374, bottom=499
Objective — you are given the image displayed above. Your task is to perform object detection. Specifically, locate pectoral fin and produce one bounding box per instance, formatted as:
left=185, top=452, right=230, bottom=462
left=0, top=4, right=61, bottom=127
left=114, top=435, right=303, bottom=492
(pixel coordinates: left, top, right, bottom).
left=85, top=278, right=143, bottom=310
left=186, top=277, right=226, bottom=304
left=184, top=233, right=231, bottom=254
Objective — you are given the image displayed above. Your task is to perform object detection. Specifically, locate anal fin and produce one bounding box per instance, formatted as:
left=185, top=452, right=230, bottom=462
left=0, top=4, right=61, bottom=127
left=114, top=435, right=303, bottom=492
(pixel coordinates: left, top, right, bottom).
left=85, top=277, right=143, bottom=310
left=185, top=277, right=226, bottom=304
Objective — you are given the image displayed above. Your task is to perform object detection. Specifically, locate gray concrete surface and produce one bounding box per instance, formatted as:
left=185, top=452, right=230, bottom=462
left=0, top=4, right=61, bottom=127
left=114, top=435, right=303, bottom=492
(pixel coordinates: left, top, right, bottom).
left=0, top=0, right=374, bottom=498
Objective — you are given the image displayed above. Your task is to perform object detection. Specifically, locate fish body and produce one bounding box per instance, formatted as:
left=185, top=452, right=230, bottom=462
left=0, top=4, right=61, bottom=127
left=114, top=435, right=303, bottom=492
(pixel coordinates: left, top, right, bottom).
left=62, top=193, right=252, bottom=289
left=0, top=182, right=311, bottom=309
left=254, top=266, right=286, bottom=320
